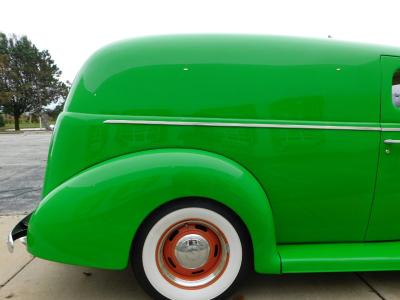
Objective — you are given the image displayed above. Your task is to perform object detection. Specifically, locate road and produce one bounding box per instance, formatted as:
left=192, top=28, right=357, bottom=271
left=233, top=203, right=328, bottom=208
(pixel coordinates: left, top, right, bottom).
left=0, top=132, right=51, bottom=214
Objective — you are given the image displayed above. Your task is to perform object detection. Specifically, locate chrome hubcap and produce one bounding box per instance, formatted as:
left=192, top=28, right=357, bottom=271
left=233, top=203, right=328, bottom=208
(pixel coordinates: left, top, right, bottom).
left=175, top=234, right=210, bottom=269
left=156, top=220, right=230, bottom=289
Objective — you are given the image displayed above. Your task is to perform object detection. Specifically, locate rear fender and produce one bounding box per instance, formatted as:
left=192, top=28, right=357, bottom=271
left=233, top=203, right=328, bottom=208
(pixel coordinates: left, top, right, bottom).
left=28, top=148, right=280, bottom=273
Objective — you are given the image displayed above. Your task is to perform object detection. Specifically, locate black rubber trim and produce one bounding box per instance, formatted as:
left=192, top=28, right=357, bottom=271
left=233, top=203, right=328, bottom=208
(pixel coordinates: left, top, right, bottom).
left=11, top=213, right=32, bottom=240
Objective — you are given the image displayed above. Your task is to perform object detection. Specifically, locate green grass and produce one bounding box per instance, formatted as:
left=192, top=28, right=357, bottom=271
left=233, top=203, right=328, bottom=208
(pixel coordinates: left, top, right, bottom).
left=0, top=122, right=41, bottom=130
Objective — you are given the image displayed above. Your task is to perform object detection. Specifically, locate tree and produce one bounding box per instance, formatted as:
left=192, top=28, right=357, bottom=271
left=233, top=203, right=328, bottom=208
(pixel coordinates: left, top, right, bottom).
left=45, top=80, right=71, bottom=119
left=0, top=33, right=68, bottom=130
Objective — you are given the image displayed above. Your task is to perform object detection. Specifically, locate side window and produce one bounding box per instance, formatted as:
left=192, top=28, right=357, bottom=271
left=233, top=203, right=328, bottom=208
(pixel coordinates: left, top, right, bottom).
left=392, top=70, right=400, bottom=107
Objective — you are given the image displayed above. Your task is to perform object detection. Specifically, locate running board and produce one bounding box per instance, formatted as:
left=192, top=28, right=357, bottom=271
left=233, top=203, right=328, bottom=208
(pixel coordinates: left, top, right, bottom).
left=278, top=241, right=400, bottom=273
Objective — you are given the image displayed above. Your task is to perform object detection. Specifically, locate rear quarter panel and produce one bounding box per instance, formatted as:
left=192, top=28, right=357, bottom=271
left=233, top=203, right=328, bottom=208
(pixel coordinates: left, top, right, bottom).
left=29, top=148, right=280, bottom=273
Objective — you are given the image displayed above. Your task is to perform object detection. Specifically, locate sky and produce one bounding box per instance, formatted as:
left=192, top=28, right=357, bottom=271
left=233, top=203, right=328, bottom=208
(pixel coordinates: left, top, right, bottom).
left=1, top=0, right=400, bottom=82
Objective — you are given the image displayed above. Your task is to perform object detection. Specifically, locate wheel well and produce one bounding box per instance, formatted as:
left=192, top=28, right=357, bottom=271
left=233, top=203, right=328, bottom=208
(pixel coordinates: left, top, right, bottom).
left=131, top=196, right=254, bottom=271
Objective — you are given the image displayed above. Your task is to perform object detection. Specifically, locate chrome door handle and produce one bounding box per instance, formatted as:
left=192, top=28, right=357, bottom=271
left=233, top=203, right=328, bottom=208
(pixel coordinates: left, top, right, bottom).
left=384, top=139, right=400, bottom=144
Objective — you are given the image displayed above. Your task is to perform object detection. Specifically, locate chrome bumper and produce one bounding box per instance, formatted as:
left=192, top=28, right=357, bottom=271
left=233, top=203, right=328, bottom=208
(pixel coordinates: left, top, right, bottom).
left=7, top=214, right=31, bottom=253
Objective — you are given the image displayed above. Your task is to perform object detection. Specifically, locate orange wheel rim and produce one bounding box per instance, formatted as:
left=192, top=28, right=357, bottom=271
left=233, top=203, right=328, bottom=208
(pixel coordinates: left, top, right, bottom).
left=155, top=219, right=229, bottom=289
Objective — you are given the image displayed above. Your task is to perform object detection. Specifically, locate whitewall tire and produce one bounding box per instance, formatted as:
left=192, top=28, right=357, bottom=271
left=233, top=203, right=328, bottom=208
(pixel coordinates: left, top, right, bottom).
left=131, top=200, right=248, bottom=300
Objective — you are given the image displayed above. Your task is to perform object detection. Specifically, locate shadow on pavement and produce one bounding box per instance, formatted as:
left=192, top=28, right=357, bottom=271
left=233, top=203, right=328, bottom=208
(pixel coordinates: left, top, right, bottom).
left=0, top=257, right=390, bottom=299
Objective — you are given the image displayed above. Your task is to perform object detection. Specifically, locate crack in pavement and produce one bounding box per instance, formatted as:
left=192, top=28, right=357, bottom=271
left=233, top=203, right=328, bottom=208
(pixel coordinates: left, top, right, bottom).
left=0, top=177, right=11, bottom=183
left=0, top=257, right=35, bottom=289
left=356, top=273, right=386, bottom=300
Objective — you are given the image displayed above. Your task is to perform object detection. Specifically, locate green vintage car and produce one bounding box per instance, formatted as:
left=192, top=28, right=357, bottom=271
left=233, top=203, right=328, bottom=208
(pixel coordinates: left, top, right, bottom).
left=7, top=35, right=400, bottom=299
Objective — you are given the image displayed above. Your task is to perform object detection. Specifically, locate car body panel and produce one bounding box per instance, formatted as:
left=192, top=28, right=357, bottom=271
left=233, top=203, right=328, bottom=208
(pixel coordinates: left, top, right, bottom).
left=279, top=241, right=400, bottom=273
left=28, top=148, right=280, bottom=273
left=43, top=112, right=380, bottom=243
left=366, top=55, right=400, bottom=241
left=22, top=35, right=400, bottom=273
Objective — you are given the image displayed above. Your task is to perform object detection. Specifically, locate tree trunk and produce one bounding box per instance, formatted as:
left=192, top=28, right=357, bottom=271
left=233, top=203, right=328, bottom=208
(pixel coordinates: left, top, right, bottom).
left=14, top=114, right=20, bottom=131
left=40, top=113, right=51, bottom=130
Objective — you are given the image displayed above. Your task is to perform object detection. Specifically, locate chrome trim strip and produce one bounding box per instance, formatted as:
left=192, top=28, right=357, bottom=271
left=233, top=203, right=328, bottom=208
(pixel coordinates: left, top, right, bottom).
left=20, top=236, right=27, bottom=245
left=7, top=231, right=14, bottom=253
left=104, top=119, right=383, bottom=131
left=384, top=139, right=400, bottom=144
left=382, top=127, right=400, bottom=132
left=7, top=232, right=28, bottom=253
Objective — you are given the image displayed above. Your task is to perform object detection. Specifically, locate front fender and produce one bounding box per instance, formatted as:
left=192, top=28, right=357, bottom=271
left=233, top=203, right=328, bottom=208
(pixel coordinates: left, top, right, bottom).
left=28, top=148, right=280, bottom=273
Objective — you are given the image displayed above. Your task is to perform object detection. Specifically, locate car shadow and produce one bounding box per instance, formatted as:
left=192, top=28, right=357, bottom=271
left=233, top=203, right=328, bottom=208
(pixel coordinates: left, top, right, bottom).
left=56, top=266, right=390, bottom=300
left=2, top=258, right=396, bottom=300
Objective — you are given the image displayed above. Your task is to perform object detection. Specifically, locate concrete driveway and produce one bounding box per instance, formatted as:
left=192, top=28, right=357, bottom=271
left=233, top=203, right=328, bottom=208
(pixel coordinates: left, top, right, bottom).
left=0, top=132, right=399, bottom=299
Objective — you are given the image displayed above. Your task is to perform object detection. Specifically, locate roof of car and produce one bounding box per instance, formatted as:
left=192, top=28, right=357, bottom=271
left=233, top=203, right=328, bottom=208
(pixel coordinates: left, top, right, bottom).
left=65, top=35, right=398, bottom=115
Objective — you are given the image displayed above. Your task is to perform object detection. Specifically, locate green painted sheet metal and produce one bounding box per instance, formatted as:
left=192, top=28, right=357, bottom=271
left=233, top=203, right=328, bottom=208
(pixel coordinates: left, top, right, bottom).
left=29, top=149, right=280, bottom=273
left=279, top=241, right=400, bottom=273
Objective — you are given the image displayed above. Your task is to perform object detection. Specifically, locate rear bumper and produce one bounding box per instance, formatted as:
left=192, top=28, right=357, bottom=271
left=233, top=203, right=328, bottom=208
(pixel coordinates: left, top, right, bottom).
left=7, top=213, right=32, bottom=253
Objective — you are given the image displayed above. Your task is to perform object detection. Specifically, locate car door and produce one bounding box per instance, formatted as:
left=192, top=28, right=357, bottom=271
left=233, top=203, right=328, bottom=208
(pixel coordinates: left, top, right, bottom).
left=366, top=55, right=400, bottom=241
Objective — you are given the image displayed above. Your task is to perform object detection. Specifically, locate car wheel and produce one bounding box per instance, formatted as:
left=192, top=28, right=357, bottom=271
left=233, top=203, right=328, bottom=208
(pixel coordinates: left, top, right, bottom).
left=131, top=200, right=248, bottom=300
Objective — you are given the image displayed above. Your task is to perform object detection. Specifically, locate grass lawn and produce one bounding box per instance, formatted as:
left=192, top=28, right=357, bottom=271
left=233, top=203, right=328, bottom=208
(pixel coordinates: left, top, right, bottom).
left=0, top=122, right=41, bottom=131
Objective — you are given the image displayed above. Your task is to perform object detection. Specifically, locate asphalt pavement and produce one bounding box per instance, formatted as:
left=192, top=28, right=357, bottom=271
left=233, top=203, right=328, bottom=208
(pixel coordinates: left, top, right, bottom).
left=0, top=132, right=51, bottom=214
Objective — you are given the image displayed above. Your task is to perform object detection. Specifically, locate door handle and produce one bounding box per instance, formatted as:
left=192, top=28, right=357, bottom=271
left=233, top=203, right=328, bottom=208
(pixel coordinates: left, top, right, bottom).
left=384, top=139, right=400, bottom=144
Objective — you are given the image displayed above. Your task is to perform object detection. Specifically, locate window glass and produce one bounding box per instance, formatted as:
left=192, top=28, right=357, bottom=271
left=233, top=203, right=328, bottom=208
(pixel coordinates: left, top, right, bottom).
left=392, top=71, right=400, bottom=107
